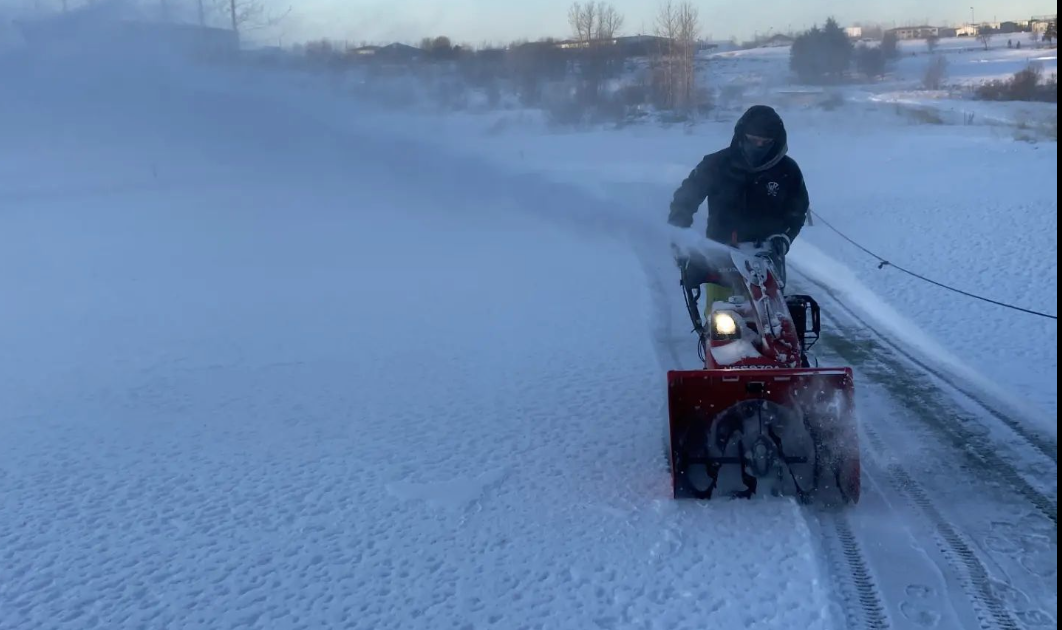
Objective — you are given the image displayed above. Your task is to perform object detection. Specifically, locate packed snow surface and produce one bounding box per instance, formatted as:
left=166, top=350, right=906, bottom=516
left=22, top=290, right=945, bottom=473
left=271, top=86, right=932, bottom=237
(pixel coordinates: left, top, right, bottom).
left=0, top=19, right=1056, bottom=630
left=0, top=45, right=836, bottom=630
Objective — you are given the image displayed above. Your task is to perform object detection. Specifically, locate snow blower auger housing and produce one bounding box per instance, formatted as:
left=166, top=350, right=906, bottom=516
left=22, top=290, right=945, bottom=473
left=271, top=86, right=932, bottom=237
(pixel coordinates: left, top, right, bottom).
left=666, top=244, right=860, bottom=505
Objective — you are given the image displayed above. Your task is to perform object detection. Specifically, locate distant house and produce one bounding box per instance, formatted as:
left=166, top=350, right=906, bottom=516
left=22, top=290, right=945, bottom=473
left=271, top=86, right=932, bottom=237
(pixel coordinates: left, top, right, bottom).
left=541, top=35, right=696, bottom=58
left=378, top=43, right=421, bottom=60
left=759, top=33, right=794, bottom=47
left=351, top=42, right=421, bottom=63
left=616, top=35, right=672, bottom=57
left=887, top=26, right=946, bottom=40
left=1030, top=15, right=1057, bottom=35
left=844, top=26, right=863, bottom=39
left=554, top=39, right=588, bottom=50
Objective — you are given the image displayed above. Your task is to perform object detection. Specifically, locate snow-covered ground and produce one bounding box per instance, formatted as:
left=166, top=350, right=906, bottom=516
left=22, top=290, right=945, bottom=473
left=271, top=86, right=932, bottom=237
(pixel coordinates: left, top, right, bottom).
left=0, top=42, right=841, bottom=630
left=0, top=18, right=1056, bottom=630
left=710, top=34, right=1058, bottom=89
left=708, top=34, right=1057, bottom=130
left=369, top=103, right=1057, bottom=424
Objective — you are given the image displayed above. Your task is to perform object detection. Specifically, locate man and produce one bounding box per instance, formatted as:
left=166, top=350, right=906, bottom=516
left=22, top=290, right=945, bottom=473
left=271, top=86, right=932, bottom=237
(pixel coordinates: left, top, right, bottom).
left=668, top=105, right=809, bottom=300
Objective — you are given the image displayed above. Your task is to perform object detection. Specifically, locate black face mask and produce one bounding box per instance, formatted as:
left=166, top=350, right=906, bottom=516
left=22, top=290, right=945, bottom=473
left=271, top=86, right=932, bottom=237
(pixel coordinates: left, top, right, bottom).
left=741, top=137, right=775, bottom=167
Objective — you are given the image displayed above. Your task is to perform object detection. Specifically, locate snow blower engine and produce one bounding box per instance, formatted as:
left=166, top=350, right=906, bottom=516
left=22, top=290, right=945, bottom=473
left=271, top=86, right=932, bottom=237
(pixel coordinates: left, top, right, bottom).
left=666, top=243, right=860, bottom=505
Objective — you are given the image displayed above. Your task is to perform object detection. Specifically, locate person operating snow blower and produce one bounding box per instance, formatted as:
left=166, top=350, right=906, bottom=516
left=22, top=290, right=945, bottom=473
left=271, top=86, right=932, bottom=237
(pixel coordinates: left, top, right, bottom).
left=662, top=106, right=859, bottom=504
left=668, top=105, right=810, bottom=308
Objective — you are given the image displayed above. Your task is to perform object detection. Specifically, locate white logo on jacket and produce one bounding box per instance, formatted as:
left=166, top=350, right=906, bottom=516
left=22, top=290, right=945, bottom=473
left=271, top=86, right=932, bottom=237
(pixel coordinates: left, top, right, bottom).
left=766, top=181, right=780, bottom=197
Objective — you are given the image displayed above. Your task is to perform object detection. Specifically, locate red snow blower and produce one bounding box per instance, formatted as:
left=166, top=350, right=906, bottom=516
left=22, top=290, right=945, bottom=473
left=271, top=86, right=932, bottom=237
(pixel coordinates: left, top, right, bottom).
left=666, top=243, right=860, bottom=505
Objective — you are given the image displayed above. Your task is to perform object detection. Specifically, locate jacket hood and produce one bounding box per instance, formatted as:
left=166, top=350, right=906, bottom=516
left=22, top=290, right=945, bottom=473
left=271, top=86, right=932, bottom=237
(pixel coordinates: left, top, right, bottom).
left=730, top=105, right=788, bottom=172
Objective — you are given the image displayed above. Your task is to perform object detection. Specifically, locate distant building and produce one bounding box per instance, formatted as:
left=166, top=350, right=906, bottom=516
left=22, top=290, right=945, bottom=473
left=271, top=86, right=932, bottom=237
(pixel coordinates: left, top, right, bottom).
left=538, top=35, right=702, bottom=58
left=382, top=42, right=422, bottom=58
left=615, top=35, right=673, bottom=57
left=844, top=26, right=863, bottom=39
left=887, top=26, right=946, bottom=40
left=351, top=42, right=421, bottom=62
left=1030, top=15, right=1057, bottom=35
left=554, top=39, right=589, bottom=50
left=759, top=33, right=794, bottom=47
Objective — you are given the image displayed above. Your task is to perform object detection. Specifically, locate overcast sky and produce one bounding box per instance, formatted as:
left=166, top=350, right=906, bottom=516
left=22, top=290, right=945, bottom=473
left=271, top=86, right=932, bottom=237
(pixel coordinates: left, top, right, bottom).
left=265, top=0, right=1055, bottom=46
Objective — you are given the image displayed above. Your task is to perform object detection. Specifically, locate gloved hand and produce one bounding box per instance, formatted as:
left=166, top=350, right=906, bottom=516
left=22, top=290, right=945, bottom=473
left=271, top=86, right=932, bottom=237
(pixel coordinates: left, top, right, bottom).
left=768, top=234, right=791, bottom=258
left=670, top=243, right=688, bottom=269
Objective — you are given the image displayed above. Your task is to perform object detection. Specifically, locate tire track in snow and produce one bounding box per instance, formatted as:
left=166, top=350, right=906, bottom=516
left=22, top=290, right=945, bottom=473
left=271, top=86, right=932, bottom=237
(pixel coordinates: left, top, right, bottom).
left=813, top=512, right=891, bottom=630
left=795, top=270, right=1055, bottom=629
left=855, top=410, right=1027, bottom=630
left=888, top=464, right=1024, bottom=630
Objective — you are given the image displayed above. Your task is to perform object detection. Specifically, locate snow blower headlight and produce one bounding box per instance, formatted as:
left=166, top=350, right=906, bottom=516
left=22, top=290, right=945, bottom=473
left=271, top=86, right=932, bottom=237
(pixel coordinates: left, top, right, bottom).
left=711, top=311, right=740, bottom=340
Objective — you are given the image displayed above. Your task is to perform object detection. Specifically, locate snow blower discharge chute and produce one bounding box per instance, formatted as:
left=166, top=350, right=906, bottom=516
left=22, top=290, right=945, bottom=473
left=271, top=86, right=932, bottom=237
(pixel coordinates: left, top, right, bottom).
left=666, top=244, right=860, bottom=505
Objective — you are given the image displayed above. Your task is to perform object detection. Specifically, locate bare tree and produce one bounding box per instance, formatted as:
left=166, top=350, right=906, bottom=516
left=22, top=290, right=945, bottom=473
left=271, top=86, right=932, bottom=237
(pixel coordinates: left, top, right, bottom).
left=568, top=2, right=597, bottom=44
left=215, top=0, right=290, bottom=36
left=652, top=0, right=678, bottom=109
left=595, top=3, right=624, bottom=41
left=565, top=1, right=626, bottom=114
left=977, top=26, right=993, bottom=51
left=676, top=1, right=699, bottom=110
left=652, top=0, right=700, bottom=113
left=568, top=2, right=624, bottom=44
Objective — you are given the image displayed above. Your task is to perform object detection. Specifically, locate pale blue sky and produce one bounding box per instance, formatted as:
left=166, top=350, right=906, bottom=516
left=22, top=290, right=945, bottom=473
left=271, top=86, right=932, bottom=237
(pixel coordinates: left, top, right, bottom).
left=272, top=0, right=1055, bottom=46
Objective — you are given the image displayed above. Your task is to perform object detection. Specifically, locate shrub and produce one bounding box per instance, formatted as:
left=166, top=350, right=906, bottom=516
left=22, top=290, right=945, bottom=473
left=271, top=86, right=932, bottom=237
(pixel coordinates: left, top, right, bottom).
left=976, top=63, right=1057, bottom=102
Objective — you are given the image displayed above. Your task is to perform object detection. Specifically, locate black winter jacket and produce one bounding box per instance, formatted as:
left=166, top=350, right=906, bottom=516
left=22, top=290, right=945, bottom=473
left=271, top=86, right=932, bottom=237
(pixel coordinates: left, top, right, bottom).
left=668, top=107, right=810, bottom=246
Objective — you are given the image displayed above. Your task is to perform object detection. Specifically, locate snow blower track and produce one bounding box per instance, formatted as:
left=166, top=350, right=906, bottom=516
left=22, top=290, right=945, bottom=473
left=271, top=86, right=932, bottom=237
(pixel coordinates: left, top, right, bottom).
left=796, top=269, right=1057, bottom=630
left=813, top=512, right=891, bottom=630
